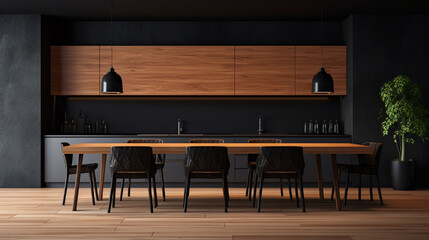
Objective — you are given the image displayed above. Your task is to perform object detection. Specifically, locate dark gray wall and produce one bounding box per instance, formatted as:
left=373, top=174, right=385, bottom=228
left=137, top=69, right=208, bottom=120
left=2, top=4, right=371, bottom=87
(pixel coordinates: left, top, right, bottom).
left=0, top=15, right=42, bottom=187
left=59, top=98, right=341, bottom=134
left=343, top=15, right=429, bottom=187
left=49, top=20, right=344, bottom=45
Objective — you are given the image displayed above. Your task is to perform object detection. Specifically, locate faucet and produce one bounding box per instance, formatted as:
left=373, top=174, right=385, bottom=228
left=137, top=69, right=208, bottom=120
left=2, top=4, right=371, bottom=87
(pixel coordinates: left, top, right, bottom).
left=177, top=118, right=183, bottom=135
left=257, top=115, right=263, bottom=135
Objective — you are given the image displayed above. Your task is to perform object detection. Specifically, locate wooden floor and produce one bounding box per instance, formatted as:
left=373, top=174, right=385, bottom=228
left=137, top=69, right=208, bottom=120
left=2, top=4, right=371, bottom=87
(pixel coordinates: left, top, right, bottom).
left=0, top=187, right=428, bottom=240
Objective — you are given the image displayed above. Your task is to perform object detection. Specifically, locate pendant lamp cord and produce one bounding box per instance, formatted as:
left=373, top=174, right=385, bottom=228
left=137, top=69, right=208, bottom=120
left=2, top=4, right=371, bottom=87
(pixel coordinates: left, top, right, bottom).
left=321, top=2, right=324, bottom=68
left=110, top=0, right=113, bottom=68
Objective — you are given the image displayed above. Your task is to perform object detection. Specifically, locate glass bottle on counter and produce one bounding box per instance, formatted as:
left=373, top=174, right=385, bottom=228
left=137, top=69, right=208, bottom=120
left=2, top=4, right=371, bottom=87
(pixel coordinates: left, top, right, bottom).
left=76, top=109, right=85, bottom=134
left=101, top=120, right=108, bottom=134
left=61, top=112, right=69, bottom=134
left=70, top=119, right=76, bottom=134
left=322, top=120, right=327, bottom=134
left=303, top=121, right=308, bottom=134
left=308, top=120, right=314, bottom=134
left=314, top=120, right=320, bottom=134
left=84, top=118, right=92, bottom=134
left=334, top=119, right=340, bottom=134
left=328, top=119, right=334, bottom=134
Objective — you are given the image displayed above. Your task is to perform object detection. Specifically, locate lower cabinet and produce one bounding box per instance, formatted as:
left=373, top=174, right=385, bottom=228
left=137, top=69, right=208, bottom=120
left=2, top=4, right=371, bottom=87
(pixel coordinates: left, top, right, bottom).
left=44, top=136, right=351, bottom=185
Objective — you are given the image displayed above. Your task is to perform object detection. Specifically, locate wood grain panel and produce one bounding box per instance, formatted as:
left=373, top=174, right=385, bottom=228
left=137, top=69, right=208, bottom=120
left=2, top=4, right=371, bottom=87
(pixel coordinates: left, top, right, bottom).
left=0, top=188, right=428, bottom=239
left=51, top=46, right=100, bottom=95
left=296, top=46, right=347, bottom=95
left=63, top=143, right=373, bottom=155
left=235, top=46, right=295, bottom=95
left=100, top=46, right=234, bottom=95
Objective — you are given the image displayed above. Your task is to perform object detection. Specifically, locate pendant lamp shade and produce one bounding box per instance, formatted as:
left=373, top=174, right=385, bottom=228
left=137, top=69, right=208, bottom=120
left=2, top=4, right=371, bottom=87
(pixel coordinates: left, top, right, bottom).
left=312, top=67, right=334, bottom=94
left=101, top=0, right=123, bottom=94
left=312, top=4, right=334, bottom=94
left=102, top=67, right=123, bottom=94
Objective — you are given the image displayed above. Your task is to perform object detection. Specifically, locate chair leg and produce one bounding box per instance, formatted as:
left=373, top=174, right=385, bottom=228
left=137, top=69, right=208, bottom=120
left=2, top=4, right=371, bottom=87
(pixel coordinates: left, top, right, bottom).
left=225, top=177, right=230, bottom=201
left=376, top=174, right=383, bottom=205
left=369, top=175, right=373, bottom=201
left=248, top=167, right=254, bottom=201
left=222, top=173, right=228, bottom=212
left=257, top=175, right=264, bottom=212
left=107, top=176, right=115, bottom=213
left=128, top=178, right=132, bottom=197
left=160, top=168, right=166, bottom=201
left=184, top=175, right=191, bottom=212
left=288, top=178, right=293, bottom=201
left=183, top=178, right=187, bottom=208
left=245, top=167, right=251, bottom=197
left=295, top=178, right=299, bottom=208
left=92, top=170, right=99, bottom=201
left=112, top=178, right=116, bottom=208
left=120, top=178, right=125, bottom=201
left=252, top=175, right=258, bottom=208
left=147, top=176, right=153, bottom=213
left=298, top=173, right=306, bottom=212
left=280, top=177, right=284, bottom=197
left=152, top=176, right=158, bottom=208
left=358, top=173, right=362, bottom=201
left=331, top=170, right=342, bottom=201
left=62, top=173, right=69, bottom=205
left=89, top=172, right=96, bottom=206
left=344, top=170, right=350, bottom=206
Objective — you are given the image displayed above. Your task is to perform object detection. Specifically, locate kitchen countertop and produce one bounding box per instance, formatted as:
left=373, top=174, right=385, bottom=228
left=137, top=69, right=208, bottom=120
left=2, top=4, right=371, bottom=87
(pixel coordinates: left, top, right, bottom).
left=44, top=133, right=351, bottom=138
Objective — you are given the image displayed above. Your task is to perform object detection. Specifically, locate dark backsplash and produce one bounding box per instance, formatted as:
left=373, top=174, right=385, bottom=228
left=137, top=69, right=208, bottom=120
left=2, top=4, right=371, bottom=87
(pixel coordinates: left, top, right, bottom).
left=57, top=97, right=341, bottom=134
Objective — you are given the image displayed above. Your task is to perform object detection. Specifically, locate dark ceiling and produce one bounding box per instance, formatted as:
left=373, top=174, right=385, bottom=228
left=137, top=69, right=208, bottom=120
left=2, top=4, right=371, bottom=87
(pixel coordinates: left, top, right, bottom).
left=1, top=0, right=429, bottom=21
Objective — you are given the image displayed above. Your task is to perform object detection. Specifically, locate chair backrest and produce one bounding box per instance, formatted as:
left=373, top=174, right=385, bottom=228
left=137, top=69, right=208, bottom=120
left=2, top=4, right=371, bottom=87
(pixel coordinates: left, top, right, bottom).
left=126, top=139, right=165, bottom=162
left=110, top=147, right=156, bottom=175
left=189, top=139, right=225, bottom=143
left=358, top=142, right=383, bottom=168
left=248, top=139, right=282, bottom=163
left=184, top=147, right=230, bottom=173
left=61, top=142, right=73, bottom=168
left=256, top=147, right=305, bottom=175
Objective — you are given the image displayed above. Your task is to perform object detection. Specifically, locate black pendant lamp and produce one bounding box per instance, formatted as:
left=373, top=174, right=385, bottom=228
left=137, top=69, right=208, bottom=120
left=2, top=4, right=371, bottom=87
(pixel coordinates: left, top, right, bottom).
left=102, top=0, right=123, bottom=94
left=312, top=5, right=334, bottom=94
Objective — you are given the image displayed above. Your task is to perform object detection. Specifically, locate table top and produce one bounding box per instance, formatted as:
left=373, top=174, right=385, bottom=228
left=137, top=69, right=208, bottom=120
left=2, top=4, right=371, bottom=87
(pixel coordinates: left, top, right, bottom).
left=63, top=143, right=373, bottom=155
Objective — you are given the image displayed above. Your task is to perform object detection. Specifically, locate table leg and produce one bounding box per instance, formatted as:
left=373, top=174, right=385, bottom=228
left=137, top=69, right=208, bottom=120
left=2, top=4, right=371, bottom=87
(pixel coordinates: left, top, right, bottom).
left=331, top=154, right=342, bottom=211
left=316, top=154, right=324, bottom=200
left=98, top=154, right=107, bottom=201
left=72, top=154, right=83, bottom=211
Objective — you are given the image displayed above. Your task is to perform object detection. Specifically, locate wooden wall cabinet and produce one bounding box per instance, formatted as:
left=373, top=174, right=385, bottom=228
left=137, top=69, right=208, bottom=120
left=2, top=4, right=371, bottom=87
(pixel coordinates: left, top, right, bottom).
left=235, top=46, right=295, bottom=95
left=51, top=46, right=100, bottom=95
left=296, top=46, right=347, bottom=95
left=51, top=45, right=346, bottom=96
left=100, top=46, right=235, bottom=95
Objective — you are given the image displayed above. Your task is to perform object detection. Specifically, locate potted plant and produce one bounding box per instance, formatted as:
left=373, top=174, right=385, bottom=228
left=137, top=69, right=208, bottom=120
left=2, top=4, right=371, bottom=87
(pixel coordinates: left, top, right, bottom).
left=380, top=75, right=429, bottom=190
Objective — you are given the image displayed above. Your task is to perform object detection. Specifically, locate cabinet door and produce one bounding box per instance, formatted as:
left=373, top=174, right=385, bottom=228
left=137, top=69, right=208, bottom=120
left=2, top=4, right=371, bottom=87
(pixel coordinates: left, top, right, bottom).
left=296, top=46, right=347, bottom=95
left=51, top=46, right=100, bottom=95
left=100, top=46, right=234, bottom=95
left=235, top=46, right=295, bottom=95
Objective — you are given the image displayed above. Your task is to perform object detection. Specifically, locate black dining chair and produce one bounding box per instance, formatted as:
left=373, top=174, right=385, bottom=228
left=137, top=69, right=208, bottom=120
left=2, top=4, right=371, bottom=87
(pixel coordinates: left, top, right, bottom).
left=61, top=142, right=98, bottom=205
left=183, top=146, right=230, bottom=212
left=253, top=146, right=306, bottom=213
left=107, top=146, right=158, bottom=213
left=331, top=142, right=384, bottom=205
left=246, top=139, right=296, bottom=202
left=120, top=139, right=166, bottom=201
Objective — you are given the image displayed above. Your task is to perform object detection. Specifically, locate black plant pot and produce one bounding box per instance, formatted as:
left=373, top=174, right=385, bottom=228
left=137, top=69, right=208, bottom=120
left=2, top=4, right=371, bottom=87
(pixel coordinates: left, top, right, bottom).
left=391, top=159, right=415, bottom=190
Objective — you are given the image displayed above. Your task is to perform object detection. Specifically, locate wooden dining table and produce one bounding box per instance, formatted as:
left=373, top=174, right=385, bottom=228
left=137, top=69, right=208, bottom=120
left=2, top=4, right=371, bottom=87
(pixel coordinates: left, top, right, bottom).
left=62, top=142, right=373, bottom=211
